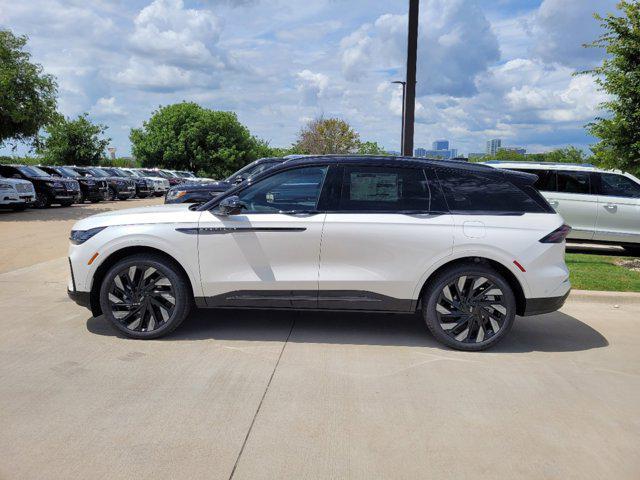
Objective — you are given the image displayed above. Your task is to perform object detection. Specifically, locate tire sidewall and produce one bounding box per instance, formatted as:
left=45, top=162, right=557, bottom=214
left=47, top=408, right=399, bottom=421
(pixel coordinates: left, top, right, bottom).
left=99, top=255, right=191, bottom=339
left=424, top=264, right=516, bottom=351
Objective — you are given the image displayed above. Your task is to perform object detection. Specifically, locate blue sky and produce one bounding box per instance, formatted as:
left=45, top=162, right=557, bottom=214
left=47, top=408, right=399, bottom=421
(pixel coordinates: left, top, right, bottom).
left=0, top=0, right=618, bottom=156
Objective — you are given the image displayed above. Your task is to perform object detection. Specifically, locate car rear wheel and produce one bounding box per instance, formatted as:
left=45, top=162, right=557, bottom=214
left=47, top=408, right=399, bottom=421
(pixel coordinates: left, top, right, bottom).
left=99, top=254, right=192, bottom=339
left=423, top=263, right=516, bottom=351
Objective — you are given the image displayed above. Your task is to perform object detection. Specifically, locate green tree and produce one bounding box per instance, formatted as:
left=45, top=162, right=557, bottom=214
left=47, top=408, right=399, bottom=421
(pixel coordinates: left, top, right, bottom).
left=475, top=146, right=592, bottom=164
left=585, top=1, right=640, bottom=173
left=0, top=30, right=58, bottom=147
left=39, top=114, right=110, bottom=166
left=130, top=102, right=264, bottom=178
left=294, top=116, right=360, bottom=154
left=357, top=141, right=387, bottom=155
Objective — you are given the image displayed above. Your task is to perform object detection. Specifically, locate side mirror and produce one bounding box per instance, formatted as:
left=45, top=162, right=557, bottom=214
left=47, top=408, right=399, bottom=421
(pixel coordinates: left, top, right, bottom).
left=217, top=195, right=247, bottom=215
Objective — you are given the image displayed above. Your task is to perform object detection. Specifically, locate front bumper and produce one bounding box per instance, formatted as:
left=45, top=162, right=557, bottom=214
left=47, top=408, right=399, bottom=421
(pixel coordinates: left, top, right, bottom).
left=521, top=289, right=571, bottom=316
left=67, top=289, right=91, bottom=309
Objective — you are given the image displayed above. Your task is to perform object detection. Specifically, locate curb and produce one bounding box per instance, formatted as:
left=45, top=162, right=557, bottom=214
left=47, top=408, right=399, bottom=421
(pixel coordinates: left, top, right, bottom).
left=568, top=289, right=640, bottom=304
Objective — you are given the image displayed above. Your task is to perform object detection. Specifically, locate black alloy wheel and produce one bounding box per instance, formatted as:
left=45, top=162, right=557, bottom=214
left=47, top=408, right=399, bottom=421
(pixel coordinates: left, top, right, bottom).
left=100, top=255, right=191, bottom=339
left=423, top=263, right=516, bottom=351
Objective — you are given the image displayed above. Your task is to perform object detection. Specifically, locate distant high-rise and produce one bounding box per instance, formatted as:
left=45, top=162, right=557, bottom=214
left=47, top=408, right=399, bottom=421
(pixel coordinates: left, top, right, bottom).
left=486, top=139, right=502, bottom=156
left=414, top=147, right=427, bottom=157
left=432, top=140, right=449, bottom=151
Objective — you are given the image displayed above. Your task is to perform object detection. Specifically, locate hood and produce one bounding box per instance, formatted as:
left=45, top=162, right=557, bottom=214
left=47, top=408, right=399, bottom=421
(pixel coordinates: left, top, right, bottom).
left=71, top=203, right=197, bottom=231
left=0, top=177, right=33, bottom=186
left=176, top=180, right=231, bottom=191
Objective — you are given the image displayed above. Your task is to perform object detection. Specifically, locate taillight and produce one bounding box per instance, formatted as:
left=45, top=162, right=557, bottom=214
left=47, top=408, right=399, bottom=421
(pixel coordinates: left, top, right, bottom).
left=539, top=224, right=572, bottom=243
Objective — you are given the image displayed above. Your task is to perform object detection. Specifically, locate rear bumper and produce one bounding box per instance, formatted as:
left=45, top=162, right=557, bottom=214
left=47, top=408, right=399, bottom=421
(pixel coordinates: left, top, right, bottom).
left=521, top=290, right=570, bottom=316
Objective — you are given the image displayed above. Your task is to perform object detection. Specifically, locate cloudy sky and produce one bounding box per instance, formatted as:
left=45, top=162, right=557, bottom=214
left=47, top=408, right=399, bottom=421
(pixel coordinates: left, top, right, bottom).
left=0, top=0, right=617, bottom=156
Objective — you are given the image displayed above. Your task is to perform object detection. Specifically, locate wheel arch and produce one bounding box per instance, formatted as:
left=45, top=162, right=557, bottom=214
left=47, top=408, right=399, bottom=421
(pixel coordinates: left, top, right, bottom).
left=416, top=257, right=527, bottom=316
left=89, top=246, right=195, bottom=317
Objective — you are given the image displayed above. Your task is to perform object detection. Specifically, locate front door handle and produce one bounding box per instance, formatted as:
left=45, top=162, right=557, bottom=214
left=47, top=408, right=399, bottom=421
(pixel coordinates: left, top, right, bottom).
left=604, top=203, right=617, bottom=212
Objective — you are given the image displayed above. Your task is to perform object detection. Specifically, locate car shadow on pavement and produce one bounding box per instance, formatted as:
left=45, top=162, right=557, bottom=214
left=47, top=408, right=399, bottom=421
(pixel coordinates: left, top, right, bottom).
left=86, top=308, right=608, bottom=353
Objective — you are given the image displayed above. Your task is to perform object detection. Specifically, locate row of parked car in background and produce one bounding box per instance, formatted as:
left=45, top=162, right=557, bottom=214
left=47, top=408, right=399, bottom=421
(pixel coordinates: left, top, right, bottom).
left=0, top=165, right=205, bottom=210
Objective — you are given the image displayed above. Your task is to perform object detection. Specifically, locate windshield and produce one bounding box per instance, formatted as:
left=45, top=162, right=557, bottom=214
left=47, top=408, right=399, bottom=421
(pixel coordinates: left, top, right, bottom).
left=226, top=161, right=279, bottom=182
left=57, top=167, right=81, bottom=177
left=178, top=171, right=196, bottom=178
left=119, top=170, right=135, bottom=177
left=103, top=168, right=127, bottom=177
left=141, top=169, right=163, bottom=177
left=18, top=166, right=51, bottom=177
left=162, top=170, right=179, bottom=178
left=87, top=168, right=110, bottom=177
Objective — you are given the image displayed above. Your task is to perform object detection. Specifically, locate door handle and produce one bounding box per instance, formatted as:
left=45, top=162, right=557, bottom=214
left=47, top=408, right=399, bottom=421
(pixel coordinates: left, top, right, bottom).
left=604, top=203, right=617, bottom=211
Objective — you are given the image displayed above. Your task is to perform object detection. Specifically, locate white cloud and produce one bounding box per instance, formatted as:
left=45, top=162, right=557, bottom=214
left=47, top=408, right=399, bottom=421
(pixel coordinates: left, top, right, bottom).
left=531, top=0, right=617, bottom=68
left=130, top=0, right=226, bottom=69
left=296, top=69, right=330, bottom=105
left=91, top=97, right=126, bottom=117
left=340, top=0, right=500, bottom=97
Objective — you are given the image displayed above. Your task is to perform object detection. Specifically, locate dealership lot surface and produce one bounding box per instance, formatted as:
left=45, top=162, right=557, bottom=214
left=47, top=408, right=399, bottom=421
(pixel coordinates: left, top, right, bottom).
left=1, top=200, right=639, bottom=479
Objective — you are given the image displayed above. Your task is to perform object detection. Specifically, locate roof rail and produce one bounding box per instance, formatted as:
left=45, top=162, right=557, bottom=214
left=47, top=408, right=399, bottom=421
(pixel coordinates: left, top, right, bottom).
left=483, top=160, right=594, bottom=167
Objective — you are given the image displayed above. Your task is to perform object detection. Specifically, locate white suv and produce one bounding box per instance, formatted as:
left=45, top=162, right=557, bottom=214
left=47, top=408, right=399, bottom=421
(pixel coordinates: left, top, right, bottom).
left=67, top=156, right=571, bottom=351
left=0, top=175, right=36, bottom=211
left=486, top=162, right=640, bottom=254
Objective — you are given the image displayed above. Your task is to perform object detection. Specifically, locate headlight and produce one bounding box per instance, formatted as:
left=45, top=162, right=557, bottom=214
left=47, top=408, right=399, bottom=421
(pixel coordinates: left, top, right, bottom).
left=166, top=190, right=186, bottom=200
left=46, top=181, right=64, bottom=188
left=69, top=226, right=107, bottom=245
left=116, top=180, right=125, bottom=186
left=0, top=182, right=15, bottom=190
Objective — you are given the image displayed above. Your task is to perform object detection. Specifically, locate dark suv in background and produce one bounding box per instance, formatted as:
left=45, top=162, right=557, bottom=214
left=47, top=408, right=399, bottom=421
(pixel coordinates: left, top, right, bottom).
left=71, top=167, right=135, bottom=200
left=0, top=164, right=79, bottom=208
left=165, top=157, right=286, bottom=204
left=39, top=166, right=108, bottom=203
left=101, top=167, right=151, bottom=198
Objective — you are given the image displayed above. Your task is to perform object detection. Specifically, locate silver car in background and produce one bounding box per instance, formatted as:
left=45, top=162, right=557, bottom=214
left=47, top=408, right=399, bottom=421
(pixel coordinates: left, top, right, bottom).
left=487, top=161, right=640, bottom=254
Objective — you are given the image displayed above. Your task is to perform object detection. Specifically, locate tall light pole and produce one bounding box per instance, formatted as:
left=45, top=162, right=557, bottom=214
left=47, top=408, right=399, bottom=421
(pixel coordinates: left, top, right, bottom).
left=391, top=81, right=406, bottom=152
left=402, top=0, right=419, bottom=156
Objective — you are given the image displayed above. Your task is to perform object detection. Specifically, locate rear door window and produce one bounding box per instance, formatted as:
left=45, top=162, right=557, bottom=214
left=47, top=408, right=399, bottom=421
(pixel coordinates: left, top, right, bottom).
left=436, top=167, right=546, bottom=214
left=596, top=173, right=640, bottom=198
left=556, top=170, right=591, bottom=194
left=337, top=165, right=431, bottom=212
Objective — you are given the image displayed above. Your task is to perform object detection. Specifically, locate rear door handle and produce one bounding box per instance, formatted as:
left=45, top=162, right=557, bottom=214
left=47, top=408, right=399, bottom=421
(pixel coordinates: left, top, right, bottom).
left=604, top=203, right=617, bottom=211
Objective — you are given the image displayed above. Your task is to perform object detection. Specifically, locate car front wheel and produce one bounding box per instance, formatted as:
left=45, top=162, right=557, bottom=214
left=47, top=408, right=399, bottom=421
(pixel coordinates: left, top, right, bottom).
left=99, top=254, right=192, bottom=339
left=423, top=263, right=516, bottom=351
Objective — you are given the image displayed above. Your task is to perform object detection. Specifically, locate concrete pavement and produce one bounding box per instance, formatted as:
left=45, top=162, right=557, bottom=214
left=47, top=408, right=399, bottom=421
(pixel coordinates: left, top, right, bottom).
left=1, top=200, right=639, bottom=479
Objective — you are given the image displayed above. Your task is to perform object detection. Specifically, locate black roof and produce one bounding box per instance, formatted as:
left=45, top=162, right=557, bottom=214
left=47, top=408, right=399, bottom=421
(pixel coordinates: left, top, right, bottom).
left=268, top=154, right=497, bottom=172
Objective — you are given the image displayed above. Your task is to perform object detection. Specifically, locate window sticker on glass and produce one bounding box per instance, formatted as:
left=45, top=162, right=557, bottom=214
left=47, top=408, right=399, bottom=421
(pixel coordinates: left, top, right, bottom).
left=350, top=173, right=399, bottom=202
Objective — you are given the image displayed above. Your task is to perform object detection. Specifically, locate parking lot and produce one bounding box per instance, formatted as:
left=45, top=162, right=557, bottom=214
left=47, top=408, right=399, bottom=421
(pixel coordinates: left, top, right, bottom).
left=1, top=199, right=639, bottom=479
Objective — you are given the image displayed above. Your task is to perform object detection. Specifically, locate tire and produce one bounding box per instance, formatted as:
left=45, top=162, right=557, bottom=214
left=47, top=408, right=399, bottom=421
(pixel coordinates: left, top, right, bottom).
left=99, top=254, right=192, bottom=339
left=91, top=198, right=101, bottom=203
left=12, top=204, right=27, bottom=212
left=34, top=192, right=51, bottom=209
left=108, top=187, right=117, bottom=201
left=422, top=262, right=516, bottom=351
left=60, top=200, right=74, bottom=207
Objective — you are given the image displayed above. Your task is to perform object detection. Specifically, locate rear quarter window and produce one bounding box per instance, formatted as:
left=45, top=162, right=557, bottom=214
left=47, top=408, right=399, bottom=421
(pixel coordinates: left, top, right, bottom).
left=436, top=167, right=548, bottom=214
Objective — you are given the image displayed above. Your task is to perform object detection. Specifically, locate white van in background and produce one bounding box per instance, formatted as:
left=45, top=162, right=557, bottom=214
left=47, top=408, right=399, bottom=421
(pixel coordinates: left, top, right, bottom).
left=486, top=162, right=640, bottom=254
